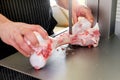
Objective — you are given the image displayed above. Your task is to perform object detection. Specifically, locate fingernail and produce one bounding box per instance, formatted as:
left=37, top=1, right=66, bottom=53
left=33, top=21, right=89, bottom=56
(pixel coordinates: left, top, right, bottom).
left=30, top=52, right=33, bottom=55
left=26, top=40, right=31, bottom=45
left=26, top=54, right=31, bottom=57
left=45, top=36, right=49, bottom=40
left=35, top=44, right=39, bottom=48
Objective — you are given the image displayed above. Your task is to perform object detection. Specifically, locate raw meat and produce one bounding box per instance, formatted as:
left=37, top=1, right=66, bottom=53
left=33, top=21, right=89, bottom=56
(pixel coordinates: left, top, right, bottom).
left=28, top=18, right=100, bottom=69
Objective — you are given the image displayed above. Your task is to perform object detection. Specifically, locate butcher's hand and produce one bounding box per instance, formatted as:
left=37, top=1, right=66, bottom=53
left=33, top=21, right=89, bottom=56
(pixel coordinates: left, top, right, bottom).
left=72, top=2, right=94, bottom=26
left=56, top=0, right=94, bottom=26
left=0, top=18, right=48, bottom=57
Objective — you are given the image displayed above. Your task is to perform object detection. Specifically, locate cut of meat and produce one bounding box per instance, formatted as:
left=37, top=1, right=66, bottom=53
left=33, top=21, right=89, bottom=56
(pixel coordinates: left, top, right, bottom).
left=29, top=17, right=100, bottom=69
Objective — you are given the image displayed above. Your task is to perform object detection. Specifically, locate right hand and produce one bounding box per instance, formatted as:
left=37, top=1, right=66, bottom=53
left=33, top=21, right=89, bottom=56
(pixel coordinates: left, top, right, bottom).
left=0, top=21, right=48, bottom=57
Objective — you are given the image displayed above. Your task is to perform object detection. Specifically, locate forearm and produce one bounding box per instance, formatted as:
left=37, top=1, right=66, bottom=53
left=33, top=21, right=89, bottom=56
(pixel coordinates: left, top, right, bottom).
left=0, top=14, right=11, bottom=24
left=55, top=0, right=68, bottom=9
left=0, top=14, right=11, bottom=39
left=55, top=0, right=78, bottom=9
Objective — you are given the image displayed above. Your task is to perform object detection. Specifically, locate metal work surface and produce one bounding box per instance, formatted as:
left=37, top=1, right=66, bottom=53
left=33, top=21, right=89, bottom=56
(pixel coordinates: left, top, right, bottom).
left=0, top=35, right=120, bottom=80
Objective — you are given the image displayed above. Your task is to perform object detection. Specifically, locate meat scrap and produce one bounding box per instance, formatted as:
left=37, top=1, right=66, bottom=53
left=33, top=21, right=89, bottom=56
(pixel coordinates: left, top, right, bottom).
left=29, top=18, right=100, bottom=69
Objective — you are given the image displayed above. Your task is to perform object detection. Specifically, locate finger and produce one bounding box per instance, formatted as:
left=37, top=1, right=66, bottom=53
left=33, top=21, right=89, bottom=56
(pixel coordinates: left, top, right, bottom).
left=13, top=32, right=33, bottom=56
left=9, top=39, right=30, bottom=57
left=72, top=11, right=78, bottom=24
left=84, top=8, right=94, bottom=27
left=20, top=23, right=48, bottom=39
left=31, top=25, right=49, bottom=39
left=85, top=13, right=94, bottom=26
left=24, top=30, right=39, bottom=48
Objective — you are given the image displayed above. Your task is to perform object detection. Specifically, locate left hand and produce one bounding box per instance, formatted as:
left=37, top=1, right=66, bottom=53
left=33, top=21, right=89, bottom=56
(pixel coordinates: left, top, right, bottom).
left=72, top=4, right=94, bottom=26
left=56, top=0, right=94, bottom=26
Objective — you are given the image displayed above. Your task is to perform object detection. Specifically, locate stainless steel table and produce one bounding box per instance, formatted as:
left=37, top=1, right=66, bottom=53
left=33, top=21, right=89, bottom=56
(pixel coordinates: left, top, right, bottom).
left=0, top=35, right=120, bottom=80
